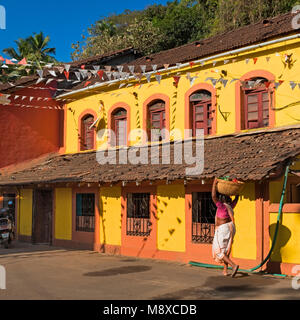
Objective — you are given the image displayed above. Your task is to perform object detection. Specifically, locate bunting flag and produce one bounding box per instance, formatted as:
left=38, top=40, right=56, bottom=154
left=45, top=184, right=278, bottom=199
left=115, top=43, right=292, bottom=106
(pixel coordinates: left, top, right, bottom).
left=128, top=66, right=135, bottom=74
left=212, top=61, right=217, bottom=67
left=163, top=64, right=169, bottom=70
left=290, top=81, right=297, bottom=90
left=140, top=65, right=146, bottom=73
left=93, top=65, right=100, bottom=71
left=145, top=74, right=151, bottom=83
left=105, top=66, right=112, bottom=72
left=173, top=75, right=181, bottom=88
left=266, top=57, right=271, bottom=62
left=18, top=58, right=27, bottom=65
left=97, top=70, right=104, bottom=80
left=64, top=71, right=70, bottom=80
left=245, top=58, right=250, bottom=64
left=220, top=79, right=228, bottom=87
left=189, top=62, right=195, bottom=67
left=223, top=59, right=229, bottom=65
left=155, top=74, right=162, bottom=84
left=48, top=70, right=57, bottom=77
left=117, top=66, right=123, bottom=73
left=37, top=70, right=43, bottom=78
left=5, top=59, right=14, bottom=65
left=253, top=58, right=258, bottom=64
left=152, top=65, right=157, bottom=72
left=64, top=64, right=71, bottom=72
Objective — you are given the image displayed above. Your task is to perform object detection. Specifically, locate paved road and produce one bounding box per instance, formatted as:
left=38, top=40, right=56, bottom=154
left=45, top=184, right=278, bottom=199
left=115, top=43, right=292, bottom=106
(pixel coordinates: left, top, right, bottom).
left=0, top=242, right=298, bottom=300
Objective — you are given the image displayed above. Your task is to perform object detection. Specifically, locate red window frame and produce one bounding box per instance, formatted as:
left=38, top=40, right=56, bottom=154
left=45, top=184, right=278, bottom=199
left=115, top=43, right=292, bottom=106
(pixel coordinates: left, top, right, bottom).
left=191, top=99, right=212, bottom=136
left=113, top=110, right=127, bottom=147
left=244, top=87, right=270, bottom=129
left=80, top=115, right=95, bottom=151
left=148, top=101, right=166, bottom=141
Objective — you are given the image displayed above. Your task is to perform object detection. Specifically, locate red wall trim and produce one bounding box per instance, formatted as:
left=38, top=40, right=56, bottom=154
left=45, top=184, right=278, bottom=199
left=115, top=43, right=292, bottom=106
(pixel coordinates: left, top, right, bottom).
left=143, top=94, right=170, bottom=143
left=121, top=186, right=158, bottom=258
left=72, top=187, right=99, bottom=246
left=235, top=69, right=276, bottom=132
left=269, top=203, right=300, bottom=213
left=107, top=102, right=131, bottom=147
left=77, top=109, right=98, bottom=152
left=184, top=83, right=217, bottom=137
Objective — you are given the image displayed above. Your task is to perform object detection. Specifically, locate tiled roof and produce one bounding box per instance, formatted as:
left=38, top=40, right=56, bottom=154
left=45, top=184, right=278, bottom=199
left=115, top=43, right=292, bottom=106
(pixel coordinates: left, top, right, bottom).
left=67, top=11, right=300, bottom=93
left=0, top=126, right=299, bottom=186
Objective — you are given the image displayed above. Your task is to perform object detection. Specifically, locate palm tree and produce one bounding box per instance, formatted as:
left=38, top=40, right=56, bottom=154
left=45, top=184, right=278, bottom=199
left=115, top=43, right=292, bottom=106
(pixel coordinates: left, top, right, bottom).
left=3, top=32, right=57, bottom=64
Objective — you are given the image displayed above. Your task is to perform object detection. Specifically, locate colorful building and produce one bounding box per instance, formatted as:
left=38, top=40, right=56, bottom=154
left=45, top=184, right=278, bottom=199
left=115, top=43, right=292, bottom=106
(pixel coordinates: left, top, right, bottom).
left=0, top=12, right=300, bottom=275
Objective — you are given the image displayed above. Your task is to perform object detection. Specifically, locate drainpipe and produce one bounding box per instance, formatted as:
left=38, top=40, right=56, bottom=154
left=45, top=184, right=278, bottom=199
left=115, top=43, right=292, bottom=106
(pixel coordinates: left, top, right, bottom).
left=57, top=33, right=300, bottom=99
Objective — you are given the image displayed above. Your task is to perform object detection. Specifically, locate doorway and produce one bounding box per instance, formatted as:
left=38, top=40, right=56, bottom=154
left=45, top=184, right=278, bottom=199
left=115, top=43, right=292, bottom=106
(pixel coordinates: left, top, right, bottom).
left=32, top=189, right=53, bottom=244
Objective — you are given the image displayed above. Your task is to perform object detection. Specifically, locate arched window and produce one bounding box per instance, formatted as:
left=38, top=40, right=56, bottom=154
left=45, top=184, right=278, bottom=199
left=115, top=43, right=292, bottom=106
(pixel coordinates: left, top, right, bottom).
left=147, top=100, right=166, bottom=141
left=243, top=77, right=270, bottom=129
left=80, top=114, right=95, bottom=151
left=112, top=108, right=127, bottom=146
left=190, top=90, right=212, bottom=136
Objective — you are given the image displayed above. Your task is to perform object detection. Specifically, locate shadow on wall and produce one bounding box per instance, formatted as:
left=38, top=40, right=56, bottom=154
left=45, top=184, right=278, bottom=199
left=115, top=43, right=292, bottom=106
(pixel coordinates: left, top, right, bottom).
left=266, top=223, right=291, bottom=274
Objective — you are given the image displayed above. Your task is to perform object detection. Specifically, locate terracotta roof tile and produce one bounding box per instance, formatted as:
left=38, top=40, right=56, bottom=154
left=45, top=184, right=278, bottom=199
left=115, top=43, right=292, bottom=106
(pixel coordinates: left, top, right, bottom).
left=0, top=127, right=299, bottom=186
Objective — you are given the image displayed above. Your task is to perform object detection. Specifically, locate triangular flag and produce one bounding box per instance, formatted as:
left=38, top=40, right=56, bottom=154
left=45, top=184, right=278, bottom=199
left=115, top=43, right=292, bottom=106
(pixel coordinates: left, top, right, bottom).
left=75, top=72, right=81, bottom=81
left=37, top=70, right=43, bottom=78
left=176, top=63, right=181, bottom=68
left=189, top=62, right=195, bottom=67
left=97, top=70, right=104, bottom=80
left=224, top=59, right=229, bottom=64
left=211, top=78, right=217, bottom=87
left=173, top=75, right=181, bottom=88
left=290, top=81, right=297, bottom=90
left=81, top=65, right=85, bottom=70
left=266, top=57, right=271, bottom=62
left=18, top=58, right=27, bottom=65
left=48, top=70, right=57, bottom=77
left=57, top=66, right=65, bottom=74
left=253, top=58, right=258, bottom=64
left=274, top=82, right=281, bottom=90
left=155, top=74, right=162, bottom=84
left=128, top=66, right=135, bottom=74
left=117, top=66, right=123, bottom=73
left=152, top=64, right=157, bottom=72
left=145, top=74, right=151, bottom=83
left=163, top=64, right=169, bottom=70
left=245, top=59, right=250, bottom=64
left=212, top=61, right=217, bottom=66
left=93, top=65, right=100, bottom=71
left=221, top=79, right=228, bottom=87
left=5, top=59, right=14, bottom=65
left=189, top=76, right=197, bottom=87
left=64, top=71, right=70, bottom=80
left=64, top=64, right=71, bottom=72
left=29, top=97, right=34, bottom=102
left=140, top=65, right=146, bottom=73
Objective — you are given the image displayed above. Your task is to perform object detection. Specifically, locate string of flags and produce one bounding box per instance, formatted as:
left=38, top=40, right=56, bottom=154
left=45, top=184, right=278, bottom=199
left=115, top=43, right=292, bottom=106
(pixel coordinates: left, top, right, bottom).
left=0, top=50, right=299, bottom=109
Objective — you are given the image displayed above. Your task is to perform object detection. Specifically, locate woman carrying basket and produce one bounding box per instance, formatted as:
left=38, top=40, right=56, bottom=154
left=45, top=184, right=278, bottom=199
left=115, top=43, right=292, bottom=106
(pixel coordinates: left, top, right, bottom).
left=212, top=178, right=239, bottom=277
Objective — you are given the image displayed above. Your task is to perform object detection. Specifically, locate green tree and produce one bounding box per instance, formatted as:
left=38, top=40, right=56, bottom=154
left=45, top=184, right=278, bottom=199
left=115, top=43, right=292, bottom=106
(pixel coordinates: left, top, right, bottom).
left=3, top=32, right=57, bottom=65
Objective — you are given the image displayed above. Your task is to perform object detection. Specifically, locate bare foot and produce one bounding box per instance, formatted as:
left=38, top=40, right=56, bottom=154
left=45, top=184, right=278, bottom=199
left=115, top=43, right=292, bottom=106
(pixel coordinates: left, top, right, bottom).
left=223, top=270, right=228, bottom=276
left=231, top=265, right=239, bottom=278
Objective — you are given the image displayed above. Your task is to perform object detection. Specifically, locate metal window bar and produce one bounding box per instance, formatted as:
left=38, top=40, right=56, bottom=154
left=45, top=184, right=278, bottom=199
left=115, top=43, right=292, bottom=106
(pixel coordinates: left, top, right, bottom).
left=192, top=192, right=216, bottom=244
left=127, top=193, right=151, bottom=236
left=76, top=193, right=95, bottom=232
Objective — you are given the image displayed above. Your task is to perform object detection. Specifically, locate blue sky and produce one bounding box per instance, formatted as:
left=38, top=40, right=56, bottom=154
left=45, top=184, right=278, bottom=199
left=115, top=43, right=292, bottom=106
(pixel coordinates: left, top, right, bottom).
left=0, top=0, right=169, bottom=62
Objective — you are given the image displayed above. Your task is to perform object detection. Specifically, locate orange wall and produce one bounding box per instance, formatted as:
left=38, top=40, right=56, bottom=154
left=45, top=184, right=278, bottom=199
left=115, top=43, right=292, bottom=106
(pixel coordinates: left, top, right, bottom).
left=0, top=85, right=63, bottom=168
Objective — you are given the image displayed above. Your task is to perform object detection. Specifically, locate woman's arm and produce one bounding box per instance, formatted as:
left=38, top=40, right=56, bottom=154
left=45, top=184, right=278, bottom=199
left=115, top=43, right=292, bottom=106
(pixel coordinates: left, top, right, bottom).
left=212, top=178, right=218, bottom=205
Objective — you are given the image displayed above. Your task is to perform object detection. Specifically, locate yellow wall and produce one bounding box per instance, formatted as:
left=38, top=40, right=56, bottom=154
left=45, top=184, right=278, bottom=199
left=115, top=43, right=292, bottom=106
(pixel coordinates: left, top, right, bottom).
left=100, top=187, right=122, bottom=246
left=64, top=37, right=300, bottom=154
left=269, top=212, right=300, bottom=264
left=55, top=188, right=72, bottom=240
left=19, top=189, right=32, bottom=236
left=232, top=182, right=257, bottom=260
left=156, top=184, right=186, bottom=252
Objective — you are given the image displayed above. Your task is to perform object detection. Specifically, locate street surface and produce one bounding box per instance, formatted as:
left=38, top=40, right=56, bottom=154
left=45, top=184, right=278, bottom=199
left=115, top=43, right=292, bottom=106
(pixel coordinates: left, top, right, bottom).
left=0, top=242, right=298, bottom=300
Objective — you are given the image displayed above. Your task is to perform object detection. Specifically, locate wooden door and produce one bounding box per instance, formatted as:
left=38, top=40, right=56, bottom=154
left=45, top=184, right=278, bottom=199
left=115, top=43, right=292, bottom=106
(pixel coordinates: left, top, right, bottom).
left=32, top=190, right=53, bottom=244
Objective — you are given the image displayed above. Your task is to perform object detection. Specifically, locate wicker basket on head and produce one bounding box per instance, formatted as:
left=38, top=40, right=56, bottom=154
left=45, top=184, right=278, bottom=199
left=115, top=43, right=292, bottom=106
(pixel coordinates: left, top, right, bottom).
left=216, top=179, right=245, bottom=196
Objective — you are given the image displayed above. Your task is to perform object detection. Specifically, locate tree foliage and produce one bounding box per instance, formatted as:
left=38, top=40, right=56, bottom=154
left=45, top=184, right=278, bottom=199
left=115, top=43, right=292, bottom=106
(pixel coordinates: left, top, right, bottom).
left=1, top=32, right=57, bottom=83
